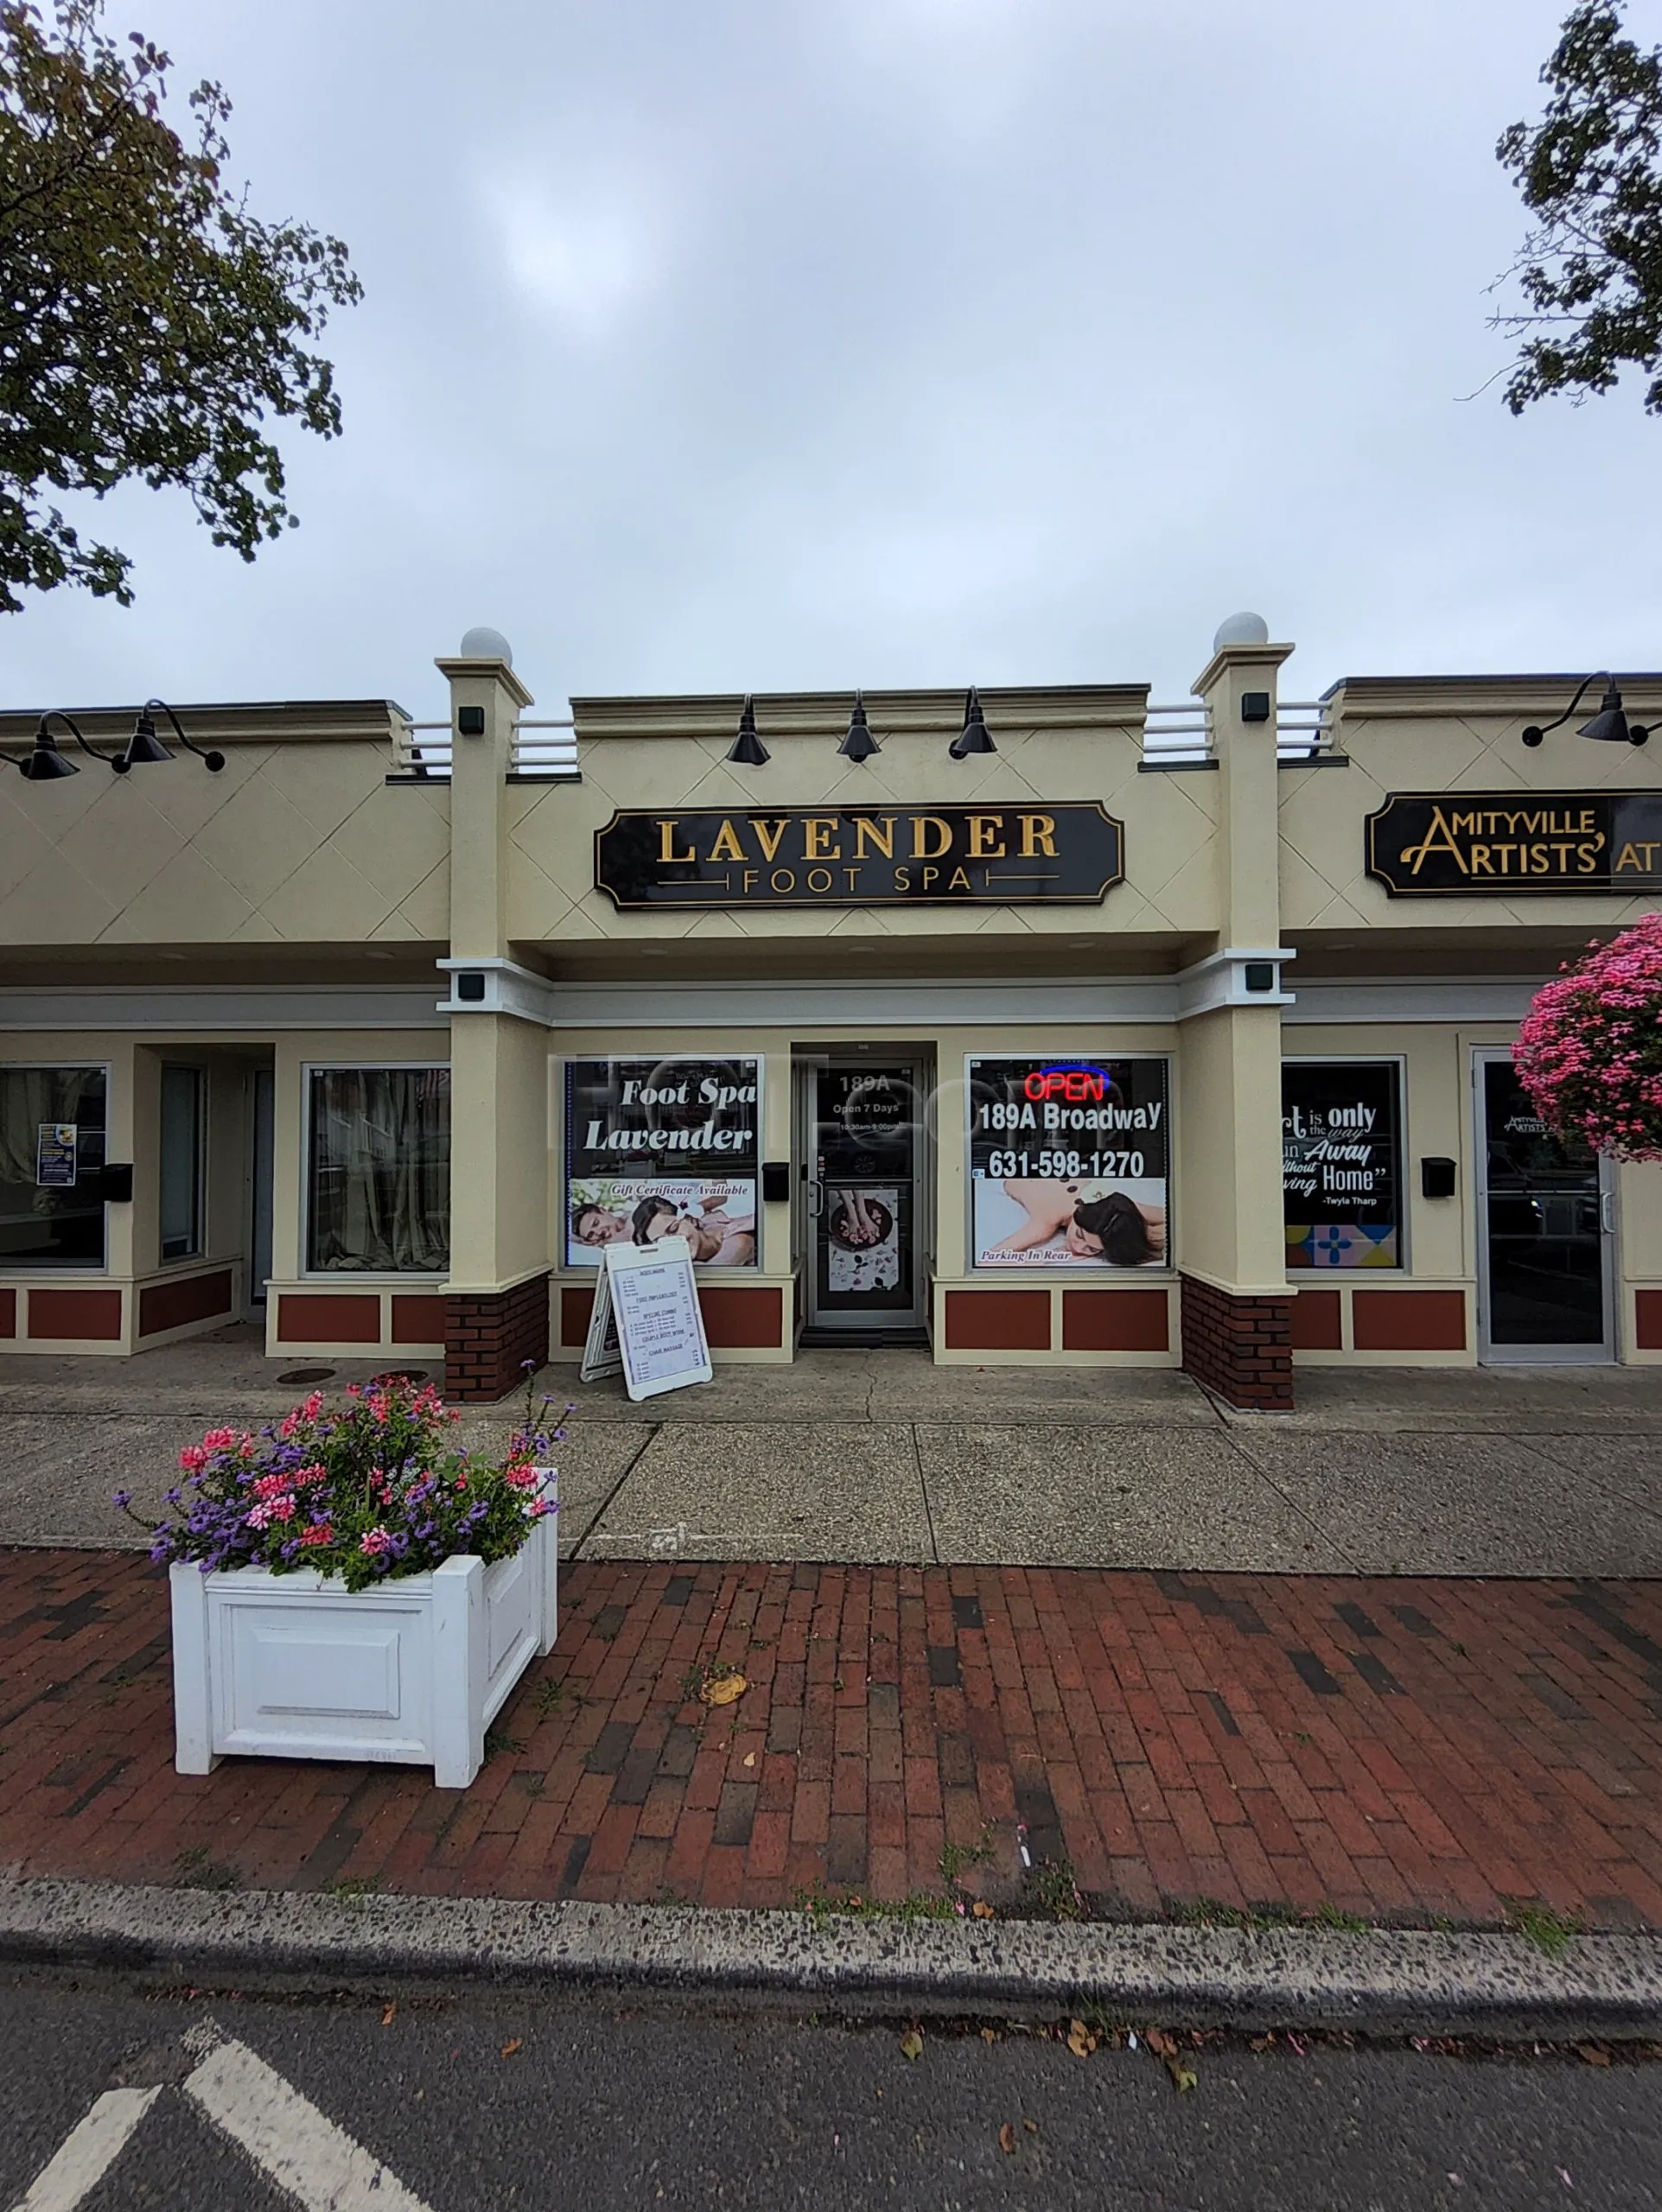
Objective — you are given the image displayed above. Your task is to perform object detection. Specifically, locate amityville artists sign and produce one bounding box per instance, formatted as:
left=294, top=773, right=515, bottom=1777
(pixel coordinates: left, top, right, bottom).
left=1367, top=791, right=1662, bottom=895
left=594, top=804, right=1124, bottom=909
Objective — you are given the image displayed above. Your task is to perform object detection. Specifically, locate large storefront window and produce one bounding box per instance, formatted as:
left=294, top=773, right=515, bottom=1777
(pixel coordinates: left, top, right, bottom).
left=307, top=1067, right=450, bottom=1274
left=1283, top=1059, right=1403, bottom=1268
left=159, top=1065, right=205, bottom=1262
left=0, top=1065, right=108, bottom=1268
left=967, top=1055, right=1169, bottom=1268
left=564, top=1057, right=759, bottom=1268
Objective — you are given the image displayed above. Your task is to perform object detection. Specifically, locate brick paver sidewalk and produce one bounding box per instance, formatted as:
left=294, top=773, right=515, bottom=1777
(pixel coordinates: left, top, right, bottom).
left=3, top=1549, right=1662, bottom=1929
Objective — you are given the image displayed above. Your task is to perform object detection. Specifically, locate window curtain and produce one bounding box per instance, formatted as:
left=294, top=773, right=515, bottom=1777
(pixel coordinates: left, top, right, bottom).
left=309, top=1068, right=450, bottom=1273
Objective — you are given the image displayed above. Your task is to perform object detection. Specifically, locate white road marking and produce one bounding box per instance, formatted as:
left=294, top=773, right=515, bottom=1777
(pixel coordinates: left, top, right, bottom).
left=7, top=2086, right=160, bottom=2212
left=182, top=2026, right=435, bottom=2211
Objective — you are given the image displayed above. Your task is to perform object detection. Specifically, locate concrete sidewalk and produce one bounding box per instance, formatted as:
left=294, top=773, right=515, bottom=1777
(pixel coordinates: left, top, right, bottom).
left=5, top=1332, right=1662, bottom=1574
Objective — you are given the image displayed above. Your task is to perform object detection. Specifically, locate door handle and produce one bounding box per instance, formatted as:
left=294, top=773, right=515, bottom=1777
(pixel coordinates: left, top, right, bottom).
left=1601, top=1191, right=1615, bottom=1235
left=807, top=1179, right=825, bottom=1218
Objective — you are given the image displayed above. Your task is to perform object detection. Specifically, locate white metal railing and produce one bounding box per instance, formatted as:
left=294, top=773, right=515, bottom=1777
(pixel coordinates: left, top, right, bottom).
left=511, top=717, right=579, bottom=778
left=1143, top=701, right=1213, bottom=764
left=1140, top=697, right=1337, bottom=766
left=389, top=716, right=580, bottom=780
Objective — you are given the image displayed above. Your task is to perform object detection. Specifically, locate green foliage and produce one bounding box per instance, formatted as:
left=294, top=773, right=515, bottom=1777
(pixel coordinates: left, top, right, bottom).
left=1494, top=1, right=1662, bottom=414
left=0, top=0, right=361, bottom=607
left=1511, top=1901, right=1582, bottom=1958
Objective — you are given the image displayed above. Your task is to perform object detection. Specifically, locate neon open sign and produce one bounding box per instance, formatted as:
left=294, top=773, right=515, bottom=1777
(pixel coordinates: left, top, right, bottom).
left=1022, top=1065, right=1111, bottom=1103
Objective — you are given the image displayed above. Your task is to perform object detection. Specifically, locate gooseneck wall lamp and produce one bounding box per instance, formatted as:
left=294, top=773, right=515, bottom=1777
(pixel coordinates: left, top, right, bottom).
left=2, top=699, right=225, bottom=779
left=837, top=691, right=880, bottom=764
left=725, top=694, right=770, bottom=767
left=1522, top=674, right=1650, bottom=750
left=949, top=685, right=996, bottom=760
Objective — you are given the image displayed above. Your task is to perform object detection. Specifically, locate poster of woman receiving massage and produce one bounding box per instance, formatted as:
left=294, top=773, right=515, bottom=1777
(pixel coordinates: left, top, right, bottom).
left=564, top=1057, right=761, bottom=1268
left=966, top=1055, right=1169, bottom=1268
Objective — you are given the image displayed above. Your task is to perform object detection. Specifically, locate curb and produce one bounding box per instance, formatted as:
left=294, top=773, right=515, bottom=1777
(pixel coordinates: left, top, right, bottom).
left=2, top=1878, right=1660, bottom=2038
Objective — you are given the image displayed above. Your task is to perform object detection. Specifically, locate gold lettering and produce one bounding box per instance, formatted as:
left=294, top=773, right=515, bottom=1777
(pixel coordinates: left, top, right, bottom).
left=753, top=818, right=791, bottom=863
left=1577, top=842, right=1602, bottom=873
left=843, top=866, right=861, bottom=891
left=967, top=813, right=1006, bottom=859
left=852, top=816, right=895, bottom=860
left=770, top=867, right=796, bottom=893
left=658, top=818, right=695, bottom=864
left=803, top=816, right=842, bottom=861
left=1399, top=804, right=1468, bottom=875
left=894, top=865, right=911, bottom=891
left=911, top=815, right=952, bottom=860
left=1019, top=813, right=1058, bottom=858
left=1470, top=846, right=1493, bottom=874
left=741, top=868, right=759, bottom=896
left=806, top=867, right=833, bottom=893
left=1530, top=843, right=1549, bottom=873
left=948, top=866, right=971, bottom=891
left=707, top=817, right=745, bottom=862
left=1617, top=841, right=1660, bottom=872
left=921, top=866, right=939, bottom=890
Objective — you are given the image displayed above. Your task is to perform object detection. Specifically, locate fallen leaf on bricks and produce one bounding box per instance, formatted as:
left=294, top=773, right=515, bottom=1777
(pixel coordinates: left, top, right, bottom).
left=998, top=2124, right=1016, bottom=2155
left=971, top=1901, right=996, bottom=1919
left=500, top=2039, right=524, bottom=2058
left=1023, top=2120, right=1038, bottom=2133
left=1165, top=2056, right=1198, bottom=2094
left=980, top=2028, right=999, bottom=2045
left=702, top=1672, right=747, bottom=1707
left=1577, top=2044, right=1612, bottom=2067
left=742, top=1751, right=756, bottom=1767
left=1249, top=2035, right=1274, bottom=2053
left=380, top=2004, right=397, bottom=2026
left=1144, top=2029, right=1177, bottom=2059
left=1067, top=2020, right=1098, bottom=2058
left=899, top=2029, right=923, bottom=2061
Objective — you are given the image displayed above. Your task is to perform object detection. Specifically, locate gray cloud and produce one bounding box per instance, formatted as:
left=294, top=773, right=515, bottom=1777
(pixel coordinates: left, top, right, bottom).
left=2, top=0, right=1646, bottom=727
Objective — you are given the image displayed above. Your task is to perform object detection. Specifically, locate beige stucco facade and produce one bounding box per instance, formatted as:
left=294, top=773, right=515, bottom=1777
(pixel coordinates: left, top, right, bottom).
left=2, top=626, right=1659, bottom=1404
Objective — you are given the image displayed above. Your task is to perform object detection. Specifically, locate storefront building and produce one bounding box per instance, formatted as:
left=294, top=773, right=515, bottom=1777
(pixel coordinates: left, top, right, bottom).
left=3, top=619, right=1660, bottom=1408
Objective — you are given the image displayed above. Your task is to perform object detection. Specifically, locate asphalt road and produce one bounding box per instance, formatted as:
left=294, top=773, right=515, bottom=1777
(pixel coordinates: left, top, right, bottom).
left=1, top=1977, right=1659, bottom=2211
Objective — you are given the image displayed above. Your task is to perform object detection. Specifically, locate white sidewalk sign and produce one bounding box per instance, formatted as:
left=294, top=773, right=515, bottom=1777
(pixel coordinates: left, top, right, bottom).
left=603, top=1234, right=712, bottom=1402
left=578, top=1262, right=624, bottom=1383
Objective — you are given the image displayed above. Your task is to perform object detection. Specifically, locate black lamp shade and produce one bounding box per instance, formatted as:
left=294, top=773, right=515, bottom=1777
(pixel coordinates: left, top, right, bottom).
left=20, top=730, right=78, bottom=779
left=118, top=711, right=172, bottom=769
left=838, top=692, right=880, bottom=763
left=1579, top=683, right=1632, bottom=744
left=949, top=685, right=996, bottom=759
left=727, top=695, right=770, bottom=766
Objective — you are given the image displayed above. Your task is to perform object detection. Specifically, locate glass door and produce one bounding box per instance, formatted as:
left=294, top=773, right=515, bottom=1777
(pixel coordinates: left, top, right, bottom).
left=801, top=1058, right=927, bottom=1338
left=1476, top=1052, right=1613, bottom=1363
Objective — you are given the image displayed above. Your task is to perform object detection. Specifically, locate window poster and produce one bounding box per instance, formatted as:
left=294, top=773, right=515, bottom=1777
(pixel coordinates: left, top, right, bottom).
left=1283, top=1060, right=1402, bottom=1268
left=564, top=1056, right=761, bottom=1269
left=967, top=1056, right=1169, bottom=1268
left=35, top=1122, right=78, bottom=1188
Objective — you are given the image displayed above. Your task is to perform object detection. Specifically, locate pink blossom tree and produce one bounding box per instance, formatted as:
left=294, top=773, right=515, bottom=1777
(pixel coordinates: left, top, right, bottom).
left=1513, top=912, right=1662, bottom=1160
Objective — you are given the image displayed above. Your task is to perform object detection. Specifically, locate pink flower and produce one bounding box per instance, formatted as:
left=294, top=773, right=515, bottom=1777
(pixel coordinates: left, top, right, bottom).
left=178, top=1445, right=207, bottom=1472
left=252, top=1471, right=291, bottom=1501
left=293, top=1462, right=326, bottom=1488
left=360, top=1527, right=392, bottom=1555
left=299, top=1522, right=333, bottom=1548
left=302, top=1392, right=324, bottom=1421
left=201, top=1427, right=238, bottom=1452
left=505, top=1466, right=538, bottom=1490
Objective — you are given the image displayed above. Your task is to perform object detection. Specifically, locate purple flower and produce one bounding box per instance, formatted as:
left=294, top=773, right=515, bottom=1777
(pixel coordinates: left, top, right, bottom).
left=111, top=1489, right=132, bottom=1510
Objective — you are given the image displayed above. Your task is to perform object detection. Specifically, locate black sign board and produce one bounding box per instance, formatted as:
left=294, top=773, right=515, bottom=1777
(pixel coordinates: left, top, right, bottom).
left=1283, top=1061, right=1401, bottom=1269
left=1367, top=791, right=1662, bottom=895
left=595, top=804, right=1124, bottom=909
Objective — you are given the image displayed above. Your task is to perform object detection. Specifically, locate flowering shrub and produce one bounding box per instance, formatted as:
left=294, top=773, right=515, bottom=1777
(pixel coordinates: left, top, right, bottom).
left=116, top=1367, right=565, bottom=1592
left=1513, top=913, right=1662, bottom=1160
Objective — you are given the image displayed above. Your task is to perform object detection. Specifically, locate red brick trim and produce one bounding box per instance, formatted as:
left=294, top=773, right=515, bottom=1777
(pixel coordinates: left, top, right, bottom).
left=944, top=1289, right=1050, bottom=1351
left=1353, top=1289, right=1466, bottom=1352
left=0, top=1288, right=15, bottom=1338
left=1289, top=1287, right=1343, bottom=1351
left=1060, top=1287, right=1168, bottom=1352
left=1179, top=1274, right=1293, bottom=1411
left=391, top=1293, right=447, bottom=1344
left=445, top=1272, right=551, bottom=1402
left=1636, top=1289, right=1662, bottom=1350
left=138, top=1268, right=233, bottom=1338
left=28, top=1287, right=122, bottom=1341
left=277, top=1292, right=381, bottom=1344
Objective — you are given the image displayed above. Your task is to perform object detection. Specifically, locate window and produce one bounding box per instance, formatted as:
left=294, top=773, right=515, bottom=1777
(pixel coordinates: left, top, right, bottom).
left=159, top=1065, right=205, bottom=1262
left=307, top=1067, right=450, bottom=1274
left=0, top=1065, right=108, bottom=1268
left=563, top=1057, right=760, bottom=1268
left=1283, top=1060, right=1404, bottom=1268
left=966, top=1055, right=1170, bottom=1268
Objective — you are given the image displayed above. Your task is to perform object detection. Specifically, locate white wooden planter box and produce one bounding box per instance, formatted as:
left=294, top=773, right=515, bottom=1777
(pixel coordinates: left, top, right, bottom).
left=169, top=1472, right=557, bottom=1789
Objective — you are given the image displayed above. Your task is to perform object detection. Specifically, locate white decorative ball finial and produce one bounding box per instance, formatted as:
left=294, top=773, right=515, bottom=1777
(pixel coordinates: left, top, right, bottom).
left=459, top=626, right=513, bottom=664
left=1213, top=612, right=1270, bottom=651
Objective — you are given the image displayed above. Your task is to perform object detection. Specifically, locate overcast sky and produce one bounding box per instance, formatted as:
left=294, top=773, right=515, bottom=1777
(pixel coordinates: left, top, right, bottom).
left=6, top=0, right=1658, bottom=721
